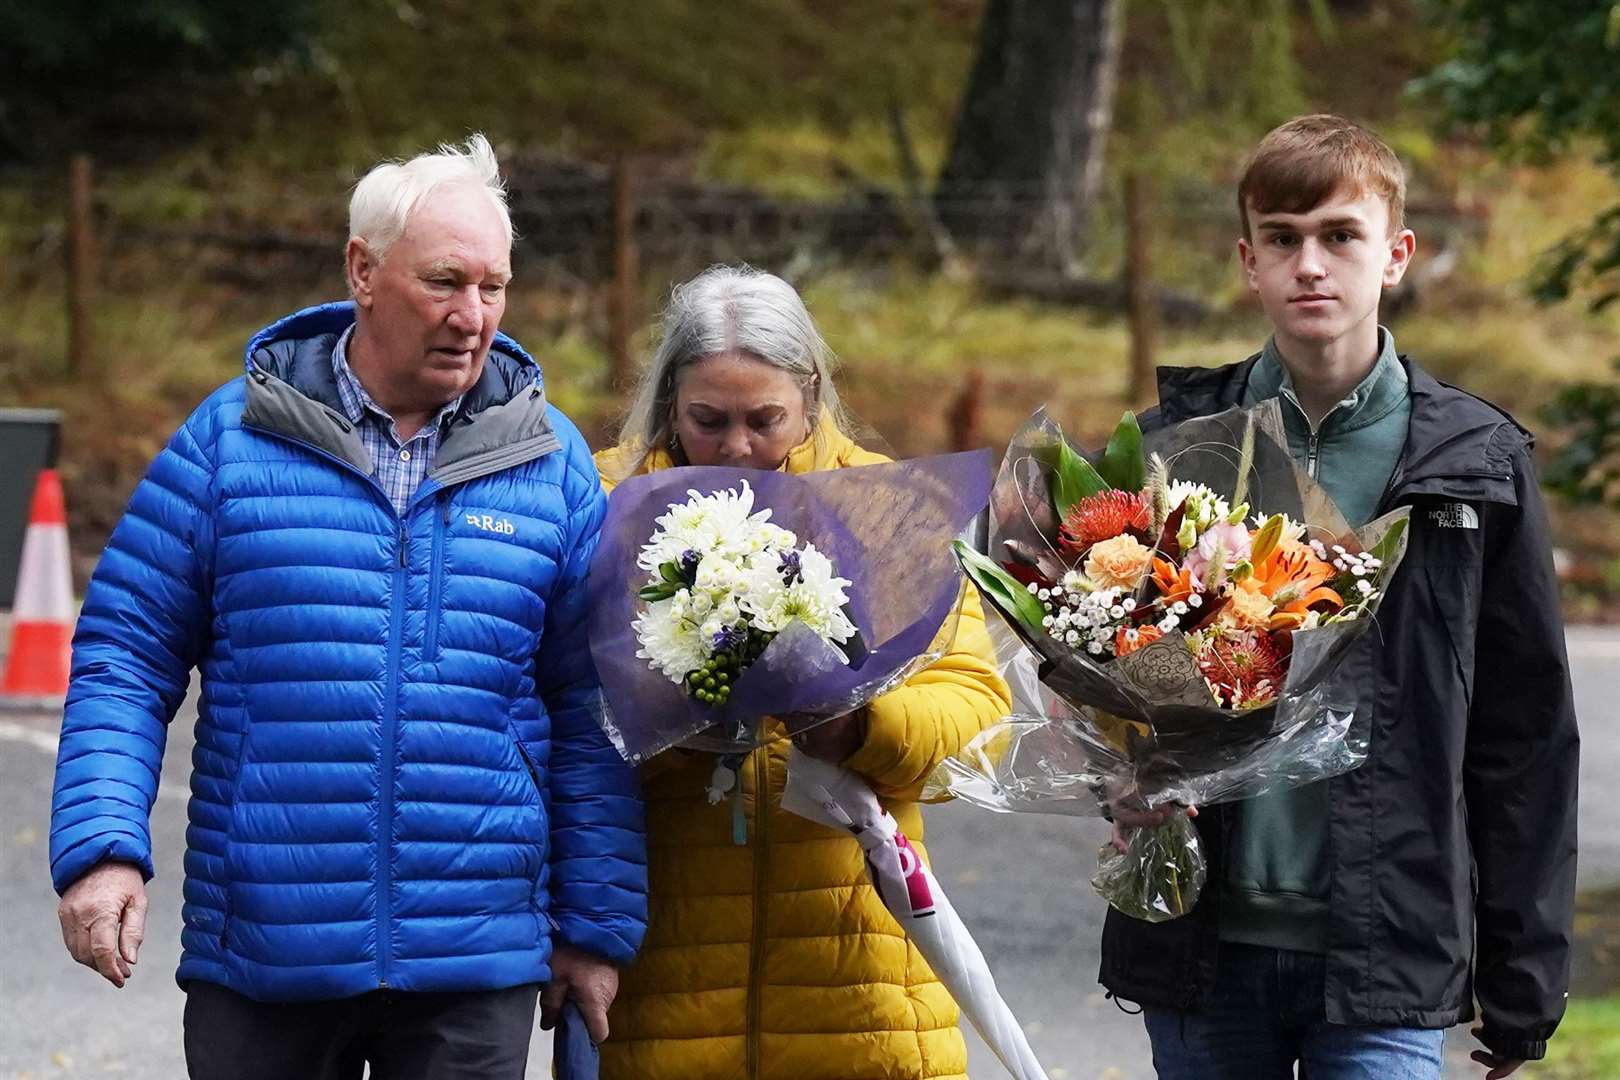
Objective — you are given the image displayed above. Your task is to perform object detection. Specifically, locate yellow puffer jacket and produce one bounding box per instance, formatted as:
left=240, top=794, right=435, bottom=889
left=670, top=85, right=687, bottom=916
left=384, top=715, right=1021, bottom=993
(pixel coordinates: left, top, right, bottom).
left=593, top=429, right=1011, bottom=1080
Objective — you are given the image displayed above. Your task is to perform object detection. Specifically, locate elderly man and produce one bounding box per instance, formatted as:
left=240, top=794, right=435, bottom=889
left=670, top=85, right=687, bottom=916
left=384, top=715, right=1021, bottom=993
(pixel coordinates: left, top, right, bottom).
left=48, top=135, right=646, bottom=1080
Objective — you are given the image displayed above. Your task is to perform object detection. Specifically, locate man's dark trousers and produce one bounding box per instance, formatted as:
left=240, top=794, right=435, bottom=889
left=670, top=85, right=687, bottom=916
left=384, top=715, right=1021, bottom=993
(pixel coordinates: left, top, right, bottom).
left=183, top=979, right=540, bottom=1080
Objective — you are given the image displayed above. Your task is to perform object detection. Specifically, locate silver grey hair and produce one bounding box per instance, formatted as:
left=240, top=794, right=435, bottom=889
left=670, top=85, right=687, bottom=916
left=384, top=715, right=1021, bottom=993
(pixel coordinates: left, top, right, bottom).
left=348, top=133, right=512, bottom=261
left=615, top=265, right=848, bottom=474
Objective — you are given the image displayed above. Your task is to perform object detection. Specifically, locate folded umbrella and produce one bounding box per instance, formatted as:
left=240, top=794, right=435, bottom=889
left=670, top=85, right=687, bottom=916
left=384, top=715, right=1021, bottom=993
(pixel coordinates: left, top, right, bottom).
left=781, top=750, right=1050, bottom=1080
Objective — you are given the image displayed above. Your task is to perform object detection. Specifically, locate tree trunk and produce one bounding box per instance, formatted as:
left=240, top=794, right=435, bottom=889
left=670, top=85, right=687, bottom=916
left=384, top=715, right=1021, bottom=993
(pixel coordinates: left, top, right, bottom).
left=66, top=152, right=96, bottom=377
left=935, top=0, right=1122, bottom=274
left=1123, top=170, right=1156, bottom=407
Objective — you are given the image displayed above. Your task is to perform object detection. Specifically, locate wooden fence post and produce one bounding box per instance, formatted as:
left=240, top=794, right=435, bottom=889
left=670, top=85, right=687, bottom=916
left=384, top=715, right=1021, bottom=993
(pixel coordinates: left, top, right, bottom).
left=608, top=156, right=639, bottom=389
left=66, top=152, right=97, bottom=377
left=946, top=369, right=985, bottom=451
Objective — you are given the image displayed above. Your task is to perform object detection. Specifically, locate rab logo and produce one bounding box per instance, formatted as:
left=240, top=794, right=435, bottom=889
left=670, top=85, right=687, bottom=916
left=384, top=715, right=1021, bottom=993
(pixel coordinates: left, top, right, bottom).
left=465, top=513, right=516, bottom=536
left=1429, top=503, right=1479, bottom=530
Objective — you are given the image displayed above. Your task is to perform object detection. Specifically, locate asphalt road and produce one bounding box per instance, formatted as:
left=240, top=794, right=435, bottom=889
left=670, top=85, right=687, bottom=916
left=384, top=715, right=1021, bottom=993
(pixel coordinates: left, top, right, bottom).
left=2, top=627, right=1615, bottom=1080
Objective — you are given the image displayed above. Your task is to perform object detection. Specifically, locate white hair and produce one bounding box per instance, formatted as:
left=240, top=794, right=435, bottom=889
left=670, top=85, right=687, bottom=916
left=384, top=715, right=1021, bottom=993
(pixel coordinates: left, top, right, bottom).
left=348, top=133, right=512, bottom=261
left=613, top=265, right=849, bottom=477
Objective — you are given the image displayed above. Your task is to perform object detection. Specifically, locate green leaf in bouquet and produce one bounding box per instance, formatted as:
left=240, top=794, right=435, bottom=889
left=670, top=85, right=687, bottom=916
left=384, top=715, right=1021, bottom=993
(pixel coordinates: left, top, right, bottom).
left=1034, top=438, right=1109, bottom=517
left=1098, top=410, right=1147, bottom=493
left=659, top=562, right=685, bottom=584
left=953, top=539, right=1048, bottom=633
left=638, top=583, right=677, bottom=602
left=1366, top=514, right=1409, bottom=568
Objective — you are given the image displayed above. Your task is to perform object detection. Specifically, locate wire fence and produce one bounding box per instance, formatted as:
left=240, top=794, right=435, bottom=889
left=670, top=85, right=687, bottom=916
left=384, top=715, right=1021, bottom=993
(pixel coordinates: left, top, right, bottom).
left=4, top=150, right=1484, bottom=386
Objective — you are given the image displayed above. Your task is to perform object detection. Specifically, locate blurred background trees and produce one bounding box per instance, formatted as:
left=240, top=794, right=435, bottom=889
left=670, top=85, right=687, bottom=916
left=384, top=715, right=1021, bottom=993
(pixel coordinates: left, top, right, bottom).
left=1, top=0, right=1618, bottom=611
left=1419, top=0, right=1620, bottom=511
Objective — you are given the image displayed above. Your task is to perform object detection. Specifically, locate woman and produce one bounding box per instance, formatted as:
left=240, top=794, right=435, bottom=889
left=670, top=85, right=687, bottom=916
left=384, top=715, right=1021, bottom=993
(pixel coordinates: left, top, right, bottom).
left=593, top=266, right=1011, bottom=1080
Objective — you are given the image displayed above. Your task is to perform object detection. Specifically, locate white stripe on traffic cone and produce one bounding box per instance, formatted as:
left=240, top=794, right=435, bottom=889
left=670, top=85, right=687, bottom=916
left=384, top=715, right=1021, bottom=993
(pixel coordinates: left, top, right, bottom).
left=2, top=468, right=73, bottom=705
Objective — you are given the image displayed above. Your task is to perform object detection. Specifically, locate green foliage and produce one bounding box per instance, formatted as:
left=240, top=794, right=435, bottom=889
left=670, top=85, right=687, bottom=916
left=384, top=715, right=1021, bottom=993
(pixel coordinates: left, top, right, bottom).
left=638, top=560, right=692, bottom=603
left=1422, top=2, right=1620, bottom=163
left=953, top=540, right=1048, bottom=632
left=1098, top=411, right=1147, bottom=492
left=1037, top=438, right=1109, bottom=518
left=1421, top=2, right=1620, bottom=513
left=1112, top=0, right=1335, bottom=180
left=1419, top=0, right=1620, bottom=310
left=0, top=0, right=318, bottom=162
left=1523, top=996, right=1620, bottom=1079
left=1541, top=359, right=1620, bottom=510
left=233, top=0, right=977, bottom=166
left=1533, top=205, right=1620, bottom=313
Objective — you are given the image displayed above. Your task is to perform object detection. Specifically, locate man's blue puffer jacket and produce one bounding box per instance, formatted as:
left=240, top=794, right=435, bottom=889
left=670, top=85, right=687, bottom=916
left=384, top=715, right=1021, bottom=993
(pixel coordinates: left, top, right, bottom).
left=48, top=302, right=647, bottom=1002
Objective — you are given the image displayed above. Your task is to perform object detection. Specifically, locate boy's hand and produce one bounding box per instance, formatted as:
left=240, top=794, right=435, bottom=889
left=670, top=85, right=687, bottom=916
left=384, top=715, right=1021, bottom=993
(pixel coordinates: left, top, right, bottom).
left=1469, top=1030, right=1523, bottom=1079
left=1107, top=802, right=1197, bottom=853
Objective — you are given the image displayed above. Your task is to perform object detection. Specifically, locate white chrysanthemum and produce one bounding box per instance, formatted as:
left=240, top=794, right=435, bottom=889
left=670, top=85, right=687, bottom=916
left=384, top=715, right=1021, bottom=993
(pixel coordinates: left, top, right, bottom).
left=637, top=481, right=795, bottom=572
left=742, top=544, right=855, bottom=642
left=633, top=602, right=708, bottom=680
left=694, top=553, right=741, bottom=592
left=751, top=523, right=797, bottom=554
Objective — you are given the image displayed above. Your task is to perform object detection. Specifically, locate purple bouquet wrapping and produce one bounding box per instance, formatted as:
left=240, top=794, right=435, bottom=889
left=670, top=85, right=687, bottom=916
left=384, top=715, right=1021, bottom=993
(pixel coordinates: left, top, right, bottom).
left=586, top=451, right=994, bottom=762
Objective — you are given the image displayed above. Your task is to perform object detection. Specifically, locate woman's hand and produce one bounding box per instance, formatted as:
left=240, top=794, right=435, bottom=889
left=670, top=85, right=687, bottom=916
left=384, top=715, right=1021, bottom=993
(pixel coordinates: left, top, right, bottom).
left=788, top=709, right=868, bottom=764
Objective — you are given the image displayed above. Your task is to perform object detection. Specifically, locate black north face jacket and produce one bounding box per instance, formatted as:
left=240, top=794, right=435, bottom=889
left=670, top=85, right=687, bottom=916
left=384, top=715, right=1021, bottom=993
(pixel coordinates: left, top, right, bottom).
left=1099, top=356, right=1581, bottom=1062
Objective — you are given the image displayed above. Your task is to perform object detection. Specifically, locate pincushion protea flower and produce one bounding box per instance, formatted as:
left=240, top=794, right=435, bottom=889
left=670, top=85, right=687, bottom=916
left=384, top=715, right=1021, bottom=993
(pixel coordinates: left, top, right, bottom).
left=1198, top=629, right=1285, bottom=708
left=1059, top=489, right=1151, bottom=555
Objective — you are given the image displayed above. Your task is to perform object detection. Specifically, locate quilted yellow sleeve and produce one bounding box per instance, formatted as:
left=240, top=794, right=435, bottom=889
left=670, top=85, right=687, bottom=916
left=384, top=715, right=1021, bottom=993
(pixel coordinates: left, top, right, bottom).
left=842, top=585, right=1012, bottom=801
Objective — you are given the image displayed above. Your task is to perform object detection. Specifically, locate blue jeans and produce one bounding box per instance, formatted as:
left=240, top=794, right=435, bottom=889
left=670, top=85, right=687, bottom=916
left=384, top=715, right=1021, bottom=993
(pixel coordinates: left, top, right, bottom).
left=1141, top=943, right=1445, bottom=1080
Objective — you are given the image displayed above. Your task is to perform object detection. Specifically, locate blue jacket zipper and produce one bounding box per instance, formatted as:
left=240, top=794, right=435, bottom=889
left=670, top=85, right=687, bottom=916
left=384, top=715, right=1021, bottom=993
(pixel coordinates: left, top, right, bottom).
left=423, top=493, right=449, bottom=662
left=378, top=522, right=408, bottom=988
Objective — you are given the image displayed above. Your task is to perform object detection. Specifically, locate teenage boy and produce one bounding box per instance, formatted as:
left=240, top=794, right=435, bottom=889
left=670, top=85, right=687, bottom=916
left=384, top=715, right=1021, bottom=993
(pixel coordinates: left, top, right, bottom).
left=1105, top=115, right=1580, bottom=1080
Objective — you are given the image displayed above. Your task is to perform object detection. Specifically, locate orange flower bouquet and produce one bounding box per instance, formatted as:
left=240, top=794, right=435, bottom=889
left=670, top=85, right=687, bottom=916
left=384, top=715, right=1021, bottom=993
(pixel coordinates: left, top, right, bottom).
left=939, top=403, right=1410, bottom=921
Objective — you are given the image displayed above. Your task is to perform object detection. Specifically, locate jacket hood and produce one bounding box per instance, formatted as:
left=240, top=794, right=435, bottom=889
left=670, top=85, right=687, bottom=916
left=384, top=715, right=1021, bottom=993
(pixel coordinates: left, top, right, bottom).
left=242, top=300, right=543, bottom=417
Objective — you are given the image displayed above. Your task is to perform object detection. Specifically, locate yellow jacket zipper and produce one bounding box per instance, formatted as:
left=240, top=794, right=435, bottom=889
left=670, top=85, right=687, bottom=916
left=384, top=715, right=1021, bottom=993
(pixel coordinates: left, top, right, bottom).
left=746, top=747, right=771, bottom=1079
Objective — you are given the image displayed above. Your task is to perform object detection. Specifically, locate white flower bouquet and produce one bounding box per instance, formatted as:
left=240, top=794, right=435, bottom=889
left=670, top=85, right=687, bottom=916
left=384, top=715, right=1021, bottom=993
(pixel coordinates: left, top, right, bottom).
left=630, top=481, right=859, bottom=709
left=586, top=455, right=992, bottom=762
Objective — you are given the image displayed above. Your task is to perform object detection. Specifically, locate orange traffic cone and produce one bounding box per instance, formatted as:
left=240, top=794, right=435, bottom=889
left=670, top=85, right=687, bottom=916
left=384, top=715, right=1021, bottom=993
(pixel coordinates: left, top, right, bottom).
left=1, top=469, right=73, bottom=704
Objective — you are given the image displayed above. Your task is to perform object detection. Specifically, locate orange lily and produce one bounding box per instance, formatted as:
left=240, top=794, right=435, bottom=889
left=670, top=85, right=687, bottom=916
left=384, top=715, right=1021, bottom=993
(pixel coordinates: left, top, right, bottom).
left=1250, top=541, right=1342, bottom=629
left=1150, top=556, right=1196, bottom=604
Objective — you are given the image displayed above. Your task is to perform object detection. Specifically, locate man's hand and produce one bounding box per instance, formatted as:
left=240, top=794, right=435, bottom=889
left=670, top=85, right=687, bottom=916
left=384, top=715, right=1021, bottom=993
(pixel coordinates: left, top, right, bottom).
left=58, top=862, right=147, bottom=988
left=539, top=945, right=620, bottom=1045
left=1469, top=1029, right=1525, bottom=1079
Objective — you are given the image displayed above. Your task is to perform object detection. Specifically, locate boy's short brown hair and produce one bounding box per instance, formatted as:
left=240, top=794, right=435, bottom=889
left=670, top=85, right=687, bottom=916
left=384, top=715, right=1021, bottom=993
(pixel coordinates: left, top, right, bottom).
left=1238, top=114, right=1406, bottom=239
